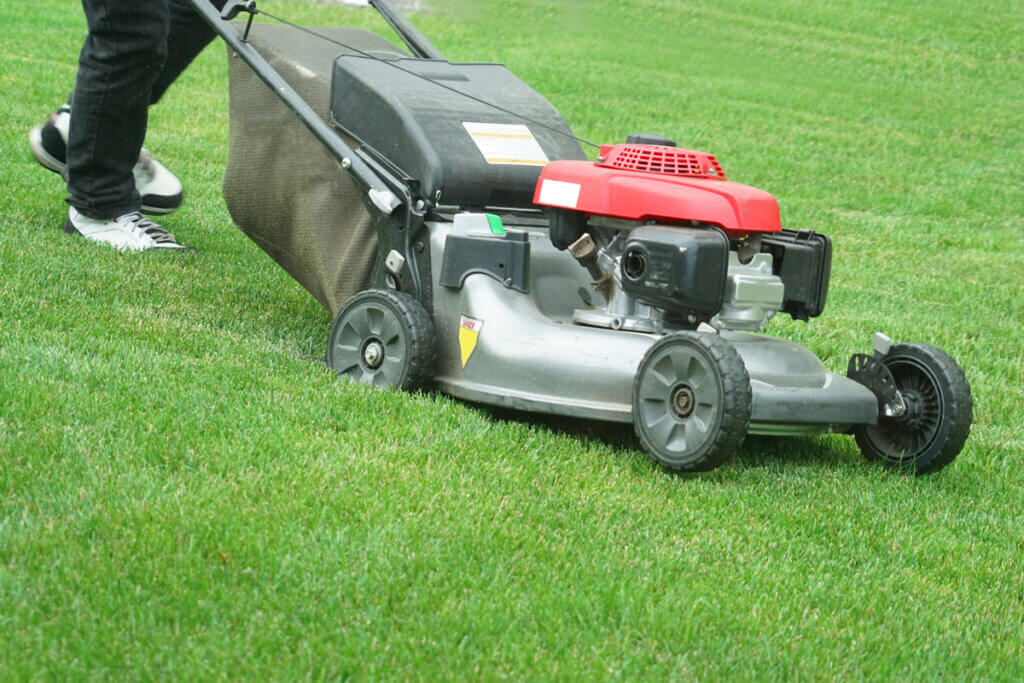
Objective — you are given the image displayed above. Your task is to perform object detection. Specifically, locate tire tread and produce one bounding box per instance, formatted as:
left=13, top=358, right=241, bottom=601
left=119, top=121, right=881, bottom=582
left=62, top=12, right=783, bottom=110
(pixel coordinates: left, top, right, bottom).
left=854, top=343, right=972, bottom=474
left=328, top=289, right=436, bottom=392
left=633, top=332, right=751, bottom=472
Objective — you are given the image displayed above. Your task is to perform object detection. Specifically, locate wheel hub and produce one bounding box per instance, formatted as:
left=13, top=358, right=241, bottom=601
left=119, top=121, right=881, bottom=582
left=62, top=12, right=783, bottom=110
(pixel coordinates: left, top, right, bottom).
left=896, top=391, right=925, bottom=428
left=671, top=384, right=696, bottom=418
left=362, top=339, right=385, bottom=369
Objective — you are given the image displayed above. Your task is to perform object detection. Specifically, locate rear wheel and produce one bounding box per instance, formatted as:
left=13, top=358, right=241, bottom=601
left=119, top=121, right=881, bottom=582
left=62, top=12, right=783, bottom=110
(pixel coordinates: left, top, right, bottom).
left=632, top=332, right=751, bottom=472
left=853, top=344, right=972, bottom=474
left=327, top=289, right=435, bottom=391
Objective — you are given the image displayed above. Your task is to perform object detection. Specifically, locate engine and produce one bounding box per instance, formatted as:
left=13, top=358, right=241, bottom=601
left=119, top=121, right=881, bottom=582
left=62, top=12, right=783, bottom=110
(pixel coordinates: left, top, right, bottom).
left=535, top=140, right=831, bottom=333
left=556, top=215, right=831, bottom=333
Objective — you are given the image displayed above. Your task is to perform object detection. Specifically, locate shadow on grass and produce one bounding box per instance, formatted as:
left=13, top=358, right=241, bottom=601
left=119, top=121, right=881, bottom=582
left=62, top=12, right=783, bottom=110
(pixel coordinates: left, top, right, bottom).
left=740, top=435, right=854, bottom=471
left=477, top=405, right=637, bottom=449
left=476, top=404, right=859, bottom=474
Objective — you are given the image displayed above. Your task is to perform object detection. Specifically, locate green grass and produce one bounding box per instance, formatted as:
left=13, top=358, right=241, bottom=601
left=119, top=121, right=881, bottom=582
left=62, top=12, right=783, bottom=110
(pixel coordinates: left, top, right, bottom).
left=2, top=0, right=1023, bottom=677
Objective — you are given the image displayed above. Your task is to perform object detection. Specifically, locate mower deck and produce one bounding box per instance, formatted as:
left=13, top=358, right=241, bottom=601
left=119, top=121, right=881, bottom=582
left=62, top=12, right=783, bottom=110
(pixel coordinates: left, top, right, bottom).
left=428, top=221, right=877, bottom=433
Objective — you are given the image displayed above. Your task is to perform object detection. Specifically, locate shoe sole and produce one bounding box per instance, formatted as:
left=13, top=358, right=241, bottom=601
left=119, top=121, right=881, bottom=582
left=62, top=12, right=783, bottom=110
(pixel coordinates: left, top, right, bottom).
left=29, top=125, right=64, bottom=174
left=31, top=126, right=182, bottom=217
left=139, top=193, right=183, bottom=216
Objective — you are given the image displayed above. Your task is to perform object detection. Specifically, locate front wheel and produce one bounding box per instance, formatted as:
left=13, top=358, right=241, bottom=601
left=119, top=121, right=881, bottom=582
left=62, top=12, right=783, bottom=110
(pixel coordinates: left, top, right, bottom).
left=852, top=344, right=972, bottom=474
left=632, top=332, right=751, bottom=472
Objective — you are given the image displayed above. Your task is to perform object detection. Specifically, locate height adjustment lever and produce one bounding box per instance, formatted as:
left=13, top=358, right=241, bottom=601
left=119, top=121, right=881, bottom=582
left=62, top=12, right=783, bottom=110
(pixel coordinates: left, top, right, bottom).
left=221, top=0, right=256, bottom=20
left=220, top=0, right=258, bottom=41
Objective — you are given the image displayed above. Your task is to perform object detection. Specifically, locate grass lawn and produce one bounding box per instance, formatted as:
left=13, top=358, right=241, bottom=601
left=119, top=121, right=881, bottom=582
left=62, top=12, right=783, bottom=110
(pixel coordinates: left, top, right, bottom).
left=2, top=0, right=1023, bottom=677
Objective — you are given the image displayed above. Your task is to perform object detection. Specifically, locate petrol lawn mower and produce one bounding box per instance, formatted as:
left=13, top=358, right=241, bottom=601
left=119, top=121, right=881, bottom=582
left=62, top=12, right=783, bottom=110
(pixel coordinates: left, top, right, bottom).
left=193, top=0, right=972, bottom=473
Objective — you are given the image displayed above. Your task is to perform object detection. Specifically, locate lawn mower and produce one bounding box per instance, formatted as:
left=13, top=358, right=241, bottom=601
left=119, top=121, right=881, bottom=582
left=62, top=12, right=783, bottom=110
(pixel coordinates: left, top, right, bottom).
left=192, top=0, right=972, bottom=472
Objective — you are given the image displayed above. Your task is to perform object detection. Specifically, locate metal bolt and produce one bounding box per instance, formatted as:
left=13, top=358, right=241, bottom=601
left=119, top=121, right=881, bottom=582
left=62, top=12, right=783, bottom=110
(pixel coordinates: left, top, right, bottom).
left=672, top=385, right=696, bottom=418
left=892, top=395, right=907, bottom=417
left=363, top=341, right=384, bottom=369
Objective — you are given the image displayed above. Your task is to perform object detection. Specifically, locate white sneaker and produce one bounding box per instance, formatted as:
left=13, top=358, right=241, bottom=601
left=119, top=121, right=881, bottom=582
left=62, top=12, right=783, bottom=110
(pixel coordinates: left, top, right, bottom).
left=65, top=208, right=193, bottom=252
left=30, top=104, right=185, bottom=216
left=132, top=148, right=184, bottom=215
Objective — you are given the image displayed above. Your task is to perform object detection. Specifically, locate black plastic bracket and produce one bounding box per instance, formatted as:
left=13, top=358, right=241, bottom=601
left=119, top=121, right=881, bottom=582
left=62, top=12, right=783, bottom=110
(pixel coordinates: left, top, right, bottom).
left=847, top=353, right=901, bottom=413
left=440, top=232, right=530, bottom=293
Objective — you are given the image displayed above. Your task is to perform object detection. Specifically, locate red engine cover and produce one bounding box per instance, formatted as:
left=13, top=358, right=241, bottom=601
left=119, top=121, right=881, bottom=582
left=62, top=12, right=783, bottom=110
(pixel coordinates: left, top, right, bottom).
left=532, top=144, right=781, bottom=237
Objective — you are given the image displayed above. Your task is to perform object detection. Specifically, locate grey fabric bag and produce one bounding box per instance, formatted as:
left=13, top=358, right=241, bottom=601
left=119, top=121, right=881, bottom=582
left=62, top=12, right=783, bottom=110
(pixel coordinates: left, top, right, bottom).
left=222, top=24, right=406, bottom=315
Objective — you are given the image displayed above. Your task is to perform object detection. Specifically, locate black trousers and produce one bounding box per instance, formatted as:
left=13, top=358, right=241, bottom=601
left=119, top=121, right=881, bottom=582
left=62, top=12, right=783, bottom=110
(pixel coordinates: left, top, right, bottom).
left=67, top=0, right=227, bottom=218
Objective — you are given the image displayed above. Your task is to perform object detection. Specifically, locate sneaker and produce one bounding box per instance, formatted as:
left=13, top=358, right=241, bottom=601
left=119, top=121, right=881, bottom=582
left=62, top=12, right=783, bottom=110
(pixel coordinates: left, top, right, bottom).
left=29, top=104, right=185, bottom=216
left=65, top=207, right=193, bottom=252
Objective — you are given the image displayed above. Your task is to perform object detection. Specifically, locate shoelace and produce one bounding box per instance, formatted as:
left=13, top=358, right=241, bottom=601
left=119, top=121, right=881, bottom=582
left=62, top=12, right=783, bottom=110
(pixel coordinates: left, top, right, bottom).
left=125, top=212, right=178, bottom=246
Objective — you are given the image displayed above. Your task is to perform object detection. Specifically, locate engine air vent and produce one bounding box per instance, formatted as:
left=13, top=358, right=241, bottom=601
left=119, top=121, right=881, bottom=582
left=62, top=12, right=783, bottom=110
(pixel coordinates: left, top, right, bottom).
left=596, top=144, right=726, bottom=180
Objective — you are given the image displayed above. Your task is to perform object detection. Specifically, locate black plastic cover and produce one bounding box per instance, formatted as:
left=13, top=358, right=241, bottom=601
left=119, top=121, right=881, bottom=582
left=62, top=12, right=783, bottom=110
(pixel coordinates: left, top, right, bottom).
left=760, top=229, right=832, bottom=320
left=330, top=56, right=587, bottom=208
left=440, top=232, right=531, bottom=293
left=625, top=133, right=677, bottom=147
left=547, top=208, right=588, bottom=251
left=620, top=226, right=729, bottom=318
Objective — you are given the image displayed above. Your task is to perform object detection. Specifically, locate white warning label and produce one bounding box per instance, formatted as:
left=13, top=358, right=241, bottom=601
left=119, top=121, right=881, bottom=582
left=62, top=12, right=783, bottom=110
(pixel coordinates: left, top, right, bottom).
left=537, top=179, right=581, bottom=209
left=462, top=122, right=549, bottom=167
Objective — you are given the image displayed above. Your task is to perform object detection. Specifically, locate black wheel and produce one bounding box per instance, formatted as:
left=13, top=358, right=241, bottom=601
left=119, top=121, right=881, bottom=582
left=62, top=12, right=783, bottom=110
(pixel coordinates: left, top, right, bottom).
left=327, top=289, right=435, bottom=391
left=853, top=344, right=972, bottom=474
left=632, top=332, right=751, bottom=472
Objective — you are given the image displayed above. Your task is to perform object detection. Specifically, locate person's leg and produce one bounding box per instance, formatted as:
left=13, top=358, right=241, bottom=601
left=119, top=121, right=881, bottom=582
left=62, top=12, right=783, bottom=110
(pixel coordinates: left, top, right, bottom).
left=149, top=0, right=228, bottom=105
left=66, top=0, right=170, bottom=219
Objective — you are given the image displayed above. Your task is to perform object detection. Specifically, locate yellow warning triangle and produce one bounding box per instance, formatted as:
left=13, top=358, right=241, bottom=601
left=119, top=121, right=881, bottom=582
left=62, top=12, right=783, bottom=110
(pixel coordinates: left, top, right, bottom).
left=458, top=316, right=482, bottom=368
